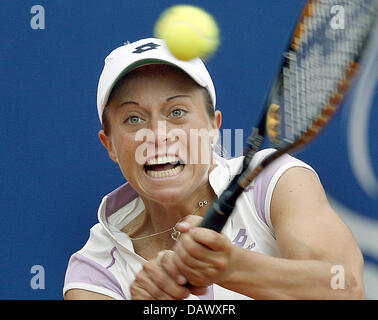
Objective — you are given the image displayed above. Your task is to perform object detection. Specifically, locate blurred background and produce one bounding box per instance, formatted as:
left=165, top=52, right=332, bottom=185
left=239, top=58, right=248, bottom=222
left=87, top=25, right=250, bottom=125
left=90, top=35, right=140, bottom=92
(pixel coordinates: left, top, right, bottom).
left=0, top=0, right=377, bottom=299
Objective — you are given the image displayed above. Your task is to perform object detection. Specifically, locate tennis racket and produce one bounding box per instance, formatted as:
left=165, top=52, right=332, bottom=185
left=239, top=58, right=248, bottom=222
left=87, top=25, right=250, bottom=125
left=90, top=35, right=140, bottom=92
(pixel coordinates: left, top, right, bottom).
left=200, top=0, right=378, bottom=232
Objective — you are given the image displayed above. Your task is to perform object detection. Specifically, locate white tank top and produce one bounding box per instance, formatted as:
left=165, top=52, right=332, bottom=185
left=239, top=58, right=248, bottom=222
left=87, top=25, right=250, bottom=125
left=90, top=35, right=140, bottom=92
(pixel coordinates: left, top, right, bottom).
left=63, top=149, right=317, bottom=300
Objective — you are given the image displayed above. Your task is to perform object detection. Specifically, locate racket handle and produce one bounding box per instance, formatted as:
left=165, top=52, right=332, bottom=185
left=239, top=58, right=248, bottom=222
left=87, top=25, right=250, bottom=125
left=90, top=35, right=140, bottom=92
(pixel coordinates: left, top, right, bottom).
left=199, top=190, right=239, bottom=232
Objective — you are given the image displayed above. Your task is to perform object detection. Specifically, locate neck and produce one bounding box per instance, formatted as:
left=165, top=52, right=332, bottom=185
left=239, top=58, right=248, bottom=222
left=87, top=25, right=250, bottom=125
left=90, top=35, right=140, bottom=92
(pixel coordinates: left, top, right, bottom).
left=140, top=180, right=216, bottom=233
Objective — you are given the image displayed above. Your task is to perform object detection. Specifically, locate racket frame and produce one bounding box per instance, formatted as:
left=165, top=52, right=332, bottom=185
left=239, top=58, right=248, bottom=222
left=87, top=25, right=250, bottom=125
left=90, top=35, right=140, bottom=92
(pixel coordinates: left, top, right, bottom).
left=199, top=0, right=377, bottom=232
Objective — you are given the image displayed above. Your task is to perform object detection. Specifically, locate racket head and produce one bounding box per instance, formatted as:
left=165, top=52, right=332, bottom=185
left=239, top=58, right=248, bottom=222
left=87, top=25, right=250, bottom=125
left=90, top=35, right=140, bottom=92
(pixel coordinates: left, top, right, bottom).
left=265, top=0, right=378, bottom=151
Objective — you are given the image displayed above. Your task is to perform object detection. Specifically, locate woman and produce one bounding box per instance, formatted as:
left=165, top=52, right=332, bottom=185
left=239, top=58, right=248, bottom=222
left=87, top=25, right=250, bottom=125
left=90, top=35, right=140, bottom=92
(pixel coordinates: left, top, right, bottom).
left=63, top=38, right=365, bottom=300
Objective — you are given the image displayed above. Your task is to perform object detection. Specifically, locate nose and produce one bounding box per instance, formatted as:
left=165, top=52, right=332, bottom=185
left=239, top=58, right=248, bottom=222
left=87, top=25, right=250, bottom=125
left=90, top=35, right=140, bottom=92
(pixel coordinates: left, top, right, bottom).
left=148, top=119, right=187, bottom=159
left=134, top=118, right=169, bottom=165
left=148, top=119, right=169, bottom=151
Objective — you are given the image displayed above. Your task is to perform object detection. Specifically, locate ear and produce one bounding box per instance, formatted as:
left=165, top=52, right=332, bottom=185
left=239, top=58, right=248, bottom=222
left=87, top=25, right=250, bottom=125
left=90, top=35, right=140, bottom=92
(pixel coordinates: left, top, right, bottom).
left=214, top=110, right=222, bottom=129
left=98, top=130, right=118, bottom=163
left=211, top=110, right=222, bottom=145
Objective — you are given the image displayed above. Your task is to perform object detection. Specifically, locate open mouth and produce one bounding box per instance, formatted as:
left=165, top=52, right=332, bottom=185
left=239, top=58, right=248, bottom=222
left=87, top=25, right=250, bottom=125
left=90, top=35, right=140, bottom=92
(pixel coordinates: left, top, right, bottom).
left=144, top=155, right=185, bottom=178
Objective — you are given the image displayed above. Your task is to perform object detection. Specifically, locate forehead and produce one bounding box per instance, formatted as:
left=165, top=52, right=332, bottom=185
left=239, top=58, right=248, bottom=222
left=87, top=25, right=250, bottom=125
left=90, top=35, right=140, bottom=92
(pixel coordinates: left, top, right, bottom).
left=115, top=64, right=200, bottom=93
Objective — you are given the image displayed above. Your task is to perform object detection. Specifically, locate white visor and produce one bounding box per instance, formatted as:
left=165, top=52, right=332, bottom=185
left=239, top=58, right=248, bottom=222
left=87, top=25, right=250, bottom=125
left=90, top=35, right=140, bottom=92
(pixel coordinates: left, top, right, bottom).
left=96, top=38, right=216, bottom=123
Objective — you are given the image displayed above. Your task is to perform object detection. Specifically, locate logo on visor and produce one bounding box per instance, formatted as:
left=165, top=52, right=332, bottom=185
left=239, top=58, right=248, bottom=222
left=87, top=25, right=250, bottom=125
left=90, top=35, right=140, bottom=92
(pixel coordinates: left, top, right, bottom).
left=132, top=42, right=160, bottom=54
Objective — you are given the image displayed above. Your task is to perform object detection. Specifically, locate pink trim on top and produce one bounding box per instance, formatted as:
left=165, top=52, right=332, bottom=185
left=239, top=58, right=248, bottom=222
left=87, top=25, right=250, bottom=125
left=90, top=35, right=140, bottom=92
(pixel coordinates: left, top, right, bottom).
left=252, top=153, right=299, bottom=226
left=64, top=252, right=126, bottom=299
left=105, top=183, right=138, bottom=218
left=105, top=247, right=117, bottom=269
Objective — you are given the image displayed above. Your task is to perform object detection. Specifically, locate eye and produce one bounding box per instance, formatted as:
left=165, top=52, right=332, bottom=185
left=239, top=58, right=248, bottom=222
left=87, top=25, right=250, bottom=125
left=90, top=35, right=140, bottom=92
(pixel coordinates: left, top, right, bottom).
left=169, top=108, right=186, bottom=118
left=125, top=115, right=144, bottom=125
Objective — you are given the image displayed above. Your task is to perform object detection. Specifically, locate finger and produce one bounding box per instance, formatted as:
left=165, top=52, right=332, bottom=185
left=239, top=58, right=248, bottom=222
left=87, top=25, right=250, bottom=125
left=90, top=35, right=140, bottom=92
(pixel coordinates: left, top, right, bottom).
left=175, top=231, right=218, bottom=264
left=174, top=233, right=212, bottom=269
left=135, top=265, right=182, bottom=300
left=156, top=250, right=174, bottom=266
left=158, top=252, right=209, bottom=297
left=143, top=260, right=190, bottom=300
left=131, top=271, right=166, bottom=300
left=159, top=250, right=188, bottom=285
left=130, top=280, right=156, bottom=300
left=175, top=215, right=203, bottom=233
left=188, top=227, right=232, bottom=253
left=184, top=229, right=233, bottom=274
left=172, top=241, right=217, bottom=287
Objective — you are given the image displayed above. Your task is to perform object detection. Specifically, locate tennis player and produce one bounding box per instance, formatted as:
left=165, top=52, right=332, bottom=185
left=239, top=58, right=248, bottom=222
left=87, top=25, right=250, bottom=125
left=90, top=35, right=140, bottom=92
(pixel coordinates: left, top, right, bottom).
left=63, top=38, right=365, bottom=300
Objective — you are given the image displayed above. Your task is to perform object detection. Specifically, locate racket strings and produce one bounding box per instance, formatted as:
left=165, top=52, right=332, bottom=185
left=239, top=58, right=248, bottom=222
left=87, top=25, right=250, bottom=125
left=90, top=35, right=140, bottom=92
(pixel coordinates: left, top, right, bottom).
left=275, top=0, right=378, bottom=146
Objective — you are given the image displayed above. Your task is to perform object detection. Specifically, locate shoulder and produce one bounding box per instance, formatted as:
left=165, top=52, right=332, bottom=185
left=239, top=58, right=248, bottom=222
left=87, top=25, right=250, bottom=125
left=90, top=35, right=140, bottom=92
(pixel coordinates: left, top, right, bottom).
left=214, top=148, right=318, bottom=189
left=215, top=149, right=319, bottom=231
left=63, top=182, right=145, bottom=300
left=63, top=223, right=126, bottom=300
left=269, top=164, right=327, bottom=228
left=253, top=149, right=318, bottom=230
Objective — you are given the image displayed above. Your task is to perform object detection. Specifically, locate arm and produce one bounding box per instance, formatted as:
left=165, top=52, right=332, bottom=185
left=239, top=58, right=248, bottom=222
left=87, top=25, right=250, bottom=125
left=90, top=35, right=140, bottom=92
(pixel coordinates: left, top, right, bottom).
left=166, top=167, right=365, bottom=299
left=65, top=289, right=115, bottom=300
left=63, top=252, right=127, bottom=300
left=64, top=259, right=198, bottom=300
left=252, top=166, right=364, bottom=299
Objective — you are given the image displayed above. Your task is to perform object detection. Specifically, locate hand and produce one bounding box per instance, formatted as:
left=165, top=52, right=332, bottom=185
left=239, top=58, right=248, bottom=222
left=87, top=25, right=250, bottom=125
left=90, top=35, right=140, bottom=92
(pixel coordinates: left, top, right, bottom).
left=161, top=215, right=235, bottom=288
left=130, top=257, right=191, bottom=300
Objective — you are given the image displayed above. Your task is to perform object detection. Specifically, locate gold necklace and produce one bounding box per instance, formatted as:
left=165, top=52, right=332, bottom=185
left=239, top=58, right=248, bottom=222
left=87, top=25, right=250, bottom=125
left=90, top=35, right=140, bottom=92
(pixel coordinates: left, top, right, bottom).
left=129, top=199, right=212, bottom=241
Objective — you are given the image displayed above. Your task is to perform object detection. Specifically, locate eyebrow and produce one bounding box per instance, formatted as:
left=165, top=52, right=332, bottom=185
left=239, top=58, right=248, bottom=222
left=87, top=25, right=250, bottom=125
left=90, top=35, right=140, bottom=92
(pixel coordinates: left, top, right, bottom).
left=118, top=100, right=139, bottom=108
left=118, top=94, right=191, bottom=108
left=166, top=94, right=192, bottom=101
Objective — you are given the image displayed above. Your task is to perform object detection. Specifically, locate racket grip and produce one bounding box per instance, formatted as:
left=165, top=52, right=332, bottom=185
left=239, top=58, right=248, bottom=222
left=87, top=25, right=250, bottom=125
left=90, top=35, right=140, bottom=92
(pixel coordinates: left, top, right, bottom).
left=199, top=194, right=236, bottom=232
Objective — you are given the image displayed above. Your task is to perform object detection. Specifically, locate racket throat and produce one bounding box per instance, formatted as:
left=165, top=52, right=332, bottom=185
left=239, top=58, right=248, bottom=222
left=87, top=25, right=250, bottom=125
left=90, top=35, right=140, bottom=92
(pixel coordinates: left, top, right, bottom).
left=238, top=165, right=264, bottom=190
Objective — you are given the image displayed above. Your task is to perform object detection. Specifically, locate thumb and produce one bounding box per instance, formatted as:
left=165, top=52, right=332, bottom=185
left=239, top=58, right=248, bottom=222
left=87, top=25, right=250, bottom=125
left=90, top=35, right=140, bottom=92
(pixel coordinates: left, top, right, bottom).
left=175, top=214, right=203, bottom=233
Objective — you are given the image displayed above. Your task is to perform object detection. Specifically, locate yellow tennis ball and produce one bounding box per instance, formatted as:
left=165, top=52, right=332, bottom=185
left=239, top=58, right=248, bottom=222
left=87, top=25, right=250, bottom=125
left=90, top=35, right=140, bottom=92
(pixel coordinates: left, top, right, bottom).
left=154, top=5, right=220, bottom=61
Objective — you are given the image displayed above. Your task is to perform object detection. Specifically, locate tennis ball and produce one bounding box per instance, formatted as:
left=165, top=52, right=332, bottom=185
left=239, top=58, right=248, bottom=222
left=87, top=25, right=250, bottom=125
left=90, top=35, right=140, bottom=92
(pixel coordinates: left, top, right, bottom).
left=154, top=5, right=220, bottom=61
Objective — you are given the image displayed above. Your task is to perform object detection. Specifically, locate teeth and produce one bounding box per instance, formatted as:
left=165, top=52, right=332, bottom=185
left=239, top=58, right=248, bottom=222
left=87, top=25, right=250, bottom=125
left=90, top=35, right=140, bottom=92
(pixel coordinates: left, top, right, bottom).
left=146, top=164, right=184, bottom=178
left=146, top=155, right=180, bottom=166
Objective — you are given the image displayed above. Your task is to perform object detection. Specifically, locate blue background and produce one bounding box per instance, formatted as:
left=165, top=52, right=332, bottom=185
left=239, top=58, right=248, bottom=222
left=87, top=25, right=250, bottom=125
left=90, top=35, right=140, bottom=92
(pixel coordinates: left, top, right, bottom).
left=0, top=0, right=377, bottom=299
